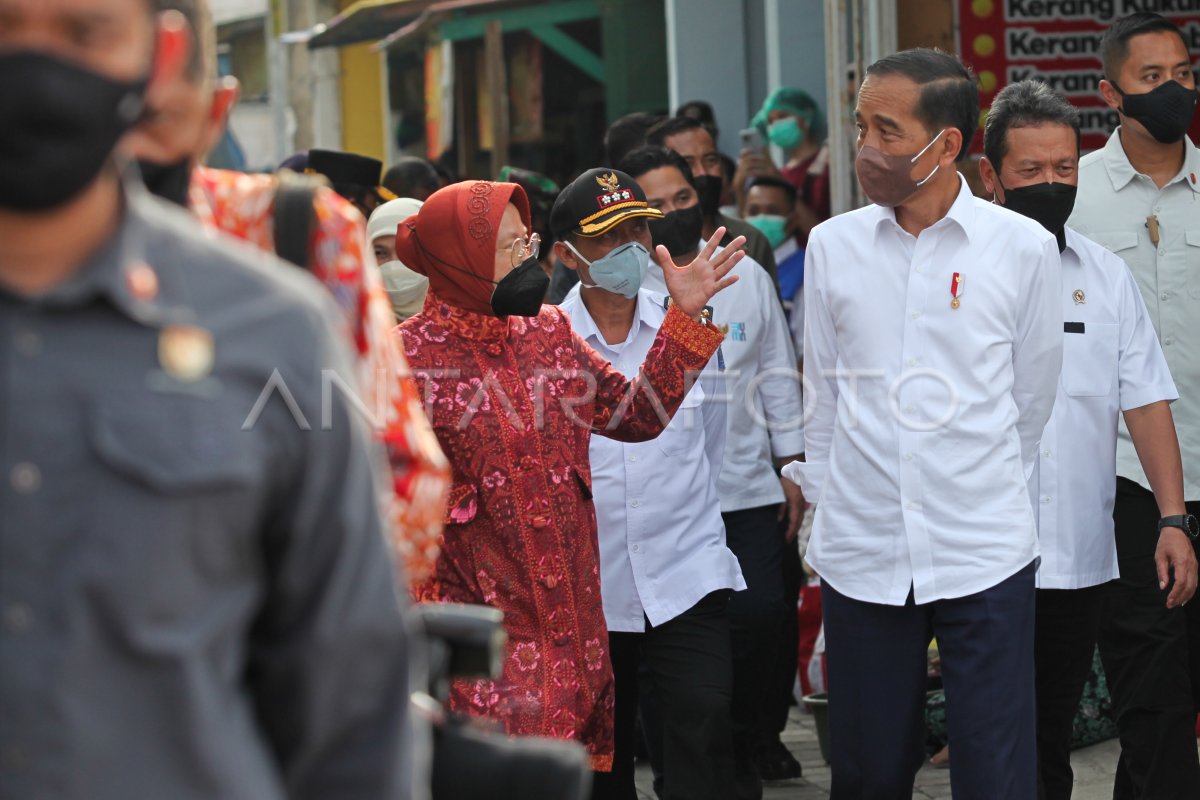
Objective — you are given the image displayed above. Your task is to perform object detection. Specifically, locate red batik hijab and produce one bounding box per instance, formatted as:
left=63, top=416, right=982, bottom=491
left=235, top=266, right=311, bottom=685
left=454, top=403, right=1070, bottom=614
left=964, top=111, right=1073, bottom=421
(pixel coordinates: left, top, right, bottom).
left=395, top=180, right=532, bottom=316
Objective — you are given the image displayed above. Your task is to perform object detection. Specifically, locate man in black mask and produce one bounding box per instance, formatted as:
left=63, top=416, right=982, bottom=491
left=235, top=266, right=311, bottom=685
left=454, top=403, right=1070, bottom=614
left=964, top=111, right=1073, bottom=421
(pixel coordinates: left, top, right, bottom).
left=647, top=116, right=780, bottom=297
left=1068, top=12, right=1200, bottom=799
left=0, top=1, right=415, bottom=797
left=980, top=78, right=1197, bottom=800
left=621, top=145, right=805, bottom=800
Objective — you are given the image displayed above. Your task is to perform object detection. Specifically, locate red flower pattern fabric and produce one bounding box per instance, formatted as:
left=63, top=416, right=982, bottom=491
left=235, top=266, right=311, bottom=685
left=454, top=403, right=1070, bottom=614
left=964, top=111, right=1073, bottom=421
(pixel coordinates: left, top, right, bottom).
left=398, top=291, right=723, bottom=770
left=188, top=166, right=450, bottom=587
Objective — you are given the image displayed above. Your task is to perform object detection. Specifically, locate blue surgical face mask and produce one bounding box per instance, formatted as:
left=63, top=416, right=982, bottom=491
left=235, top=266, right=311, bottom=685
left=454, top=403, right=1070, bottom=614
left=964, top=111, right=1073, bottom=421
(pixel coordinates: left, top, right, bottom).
left=565, top=240, right=649, bottom=299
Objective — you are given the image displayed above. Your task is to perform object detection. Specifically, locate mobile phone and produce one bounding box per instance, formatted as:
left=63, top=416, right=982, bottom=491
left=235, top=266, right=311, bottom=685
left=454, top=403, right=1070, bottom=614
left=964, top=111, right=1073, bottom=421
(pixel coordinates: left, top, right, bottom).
left=739, top=127, right=765, bottom=153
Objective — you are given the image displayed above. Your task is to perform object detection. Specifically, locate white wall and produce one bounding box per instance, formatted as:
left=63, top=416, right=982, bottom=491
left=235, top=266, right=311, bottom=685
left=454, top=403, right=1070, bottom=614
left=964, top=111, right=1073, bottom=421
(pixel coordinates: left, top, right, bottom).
left=211, top=0, right=268, bottom=26
left=664, top=0, right=827, bottom=158
left=228, top=100, right=278, bottom=171
left=665, top=0, right=751, bottom=159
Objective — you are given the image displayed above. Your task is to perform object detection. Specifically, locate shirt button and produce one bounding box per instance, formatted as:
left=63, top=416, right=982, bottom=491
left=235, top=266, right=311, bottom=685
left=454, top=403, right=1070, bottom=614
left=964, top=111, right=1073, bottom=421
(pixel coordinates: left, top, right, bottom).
left=10, top=462, right=41, bottom=494
left=629, top=455, right=638, bottom=463
left=1164, top=336, right=1174, bottom=346
left=1161, top=291, right=1170, bottom=301
left=904, top=453, right=914, bottom=461
left=1044, top=450, right=1052, bottom=458
left=910, top=311, right=921, bottom=320
left=904, top=405, right=916, bottom=414
left=4, top=603, right=33, bottom=632
left=632, top=544, right=640, bottom=553
left=1159, top=249, right=1166, bottom=256
left=630, top=500, right=640, bottom=508
left=905, top=501, right=916, bottom=510
left=906, top=359, right=917, bottom=367
left=13, top=329, right=41, bottom=357
left=1043, top=496, right=1052, bottom=504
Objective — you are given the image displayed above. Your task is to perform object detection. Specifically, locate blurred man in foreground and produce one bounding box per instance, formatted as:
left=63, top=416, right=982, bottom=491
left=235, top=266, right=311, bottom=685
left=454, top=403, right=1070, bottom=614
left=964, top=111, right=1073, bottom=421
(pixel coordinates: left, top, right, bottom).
left=0, top=1, right=413, bottom=797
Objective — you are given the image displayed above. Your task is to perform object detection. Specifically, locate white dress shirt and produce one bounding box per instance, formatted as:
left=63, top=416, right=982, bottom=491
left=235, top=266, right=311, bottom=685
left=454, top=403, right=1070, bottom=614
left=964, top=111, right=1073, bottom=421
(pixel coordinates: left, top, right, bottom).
left=785, top=174, right=1063, bottom=605
left=643, top=250, right=805, bottom=512
left=560, top=287, right=746, bottom=631
left=1033, top=228, right=1177, bottom=590
left=1069, top=129, right=1200, bottom=499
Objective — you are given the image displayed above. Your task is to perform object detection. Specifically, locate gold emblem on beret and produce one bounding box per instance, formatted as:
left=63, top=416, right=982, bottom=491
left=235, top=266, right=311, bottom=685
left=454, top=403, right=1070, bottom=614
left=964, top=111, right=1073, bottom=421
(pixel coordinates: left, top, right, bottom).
left=595, top=172, right=621, bottom=192
left=158, top=325, right=214, bottom=382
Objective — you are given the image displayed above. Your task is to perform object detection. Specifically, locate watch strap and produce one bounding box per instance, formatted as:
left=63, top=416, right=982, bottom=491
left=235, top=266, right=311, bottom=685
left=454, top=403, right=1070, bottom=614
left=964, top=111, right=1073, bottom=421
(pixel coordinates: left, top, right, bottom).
left=1158, top=514, right=1200, bottom=539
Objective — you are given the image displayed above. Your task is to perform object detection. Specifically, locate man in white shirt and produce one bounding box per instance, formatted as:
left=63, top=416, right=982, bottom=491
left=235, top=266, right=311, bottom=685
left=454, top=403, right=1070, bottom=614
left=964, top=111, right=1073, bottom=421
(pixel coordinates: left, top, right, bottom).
left=979, top=77, right=1197, bottom=800
left=786, top=49, right=1062, bottom=798
left=619, top=146, right=806, bottom=796
left=1067, top=12, right=1200, bottom=798
left=551, top=168, right=746, bottom=800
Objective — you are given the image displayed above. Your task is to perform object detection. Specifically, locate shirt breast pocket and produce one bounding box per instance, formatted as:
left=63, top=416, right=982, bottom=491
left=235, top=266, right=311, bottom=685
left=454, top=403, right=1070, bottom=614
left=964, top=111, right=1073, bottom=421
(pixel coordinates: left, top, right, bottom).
left=1061, top=322, right=1119, bottom=397
left=658, top=390, right=704, bottom=457
left=89, top=395, right=260, bottom=493
left=86, top=393, right=262, bottom=613
left=1089, top=231, right=1139, bottom=256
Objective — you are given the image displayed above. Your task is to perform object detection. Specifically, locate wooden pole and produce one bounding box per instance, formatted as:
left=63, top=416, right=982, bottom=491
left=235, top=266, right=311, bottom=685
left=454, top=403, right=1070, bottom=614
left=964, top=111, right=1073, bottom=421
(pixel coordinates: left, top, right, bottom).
left=484, top=19, right=509, bottom=179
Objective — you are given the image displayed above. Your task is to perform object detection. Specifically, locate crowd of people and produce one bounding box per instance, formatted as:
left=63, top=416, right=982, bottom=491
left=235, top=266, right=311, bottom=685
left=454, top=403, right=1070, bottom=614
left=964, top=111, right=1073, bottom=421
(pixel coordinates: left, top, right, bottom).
left=3, top=0, right=1200, bottom=799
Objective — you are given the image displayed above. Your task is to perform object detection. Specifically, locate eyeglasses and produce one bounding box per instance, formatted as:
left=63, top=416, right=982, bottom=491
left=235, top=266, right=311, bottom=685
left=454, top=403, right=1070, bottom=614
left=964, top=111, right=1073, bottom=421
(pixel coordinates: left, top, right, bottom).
left=507, top=233, right=541, bottom=267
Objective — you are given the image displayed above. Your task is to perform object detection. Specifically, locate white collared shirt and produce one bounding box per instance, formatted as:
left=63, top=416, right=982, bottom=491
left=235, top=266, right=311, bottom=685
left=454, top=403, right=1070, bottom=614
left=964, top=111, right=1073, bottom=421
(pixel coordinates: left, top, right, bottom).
left=1033, top=228, right=1177, bottom=590
left=560, top=287, right=746, bottom=631
left=643, top=250, right=805, bottom=512
left=1069, top=128, right=1200, bottom=499
left=786, top=174, right=1063, bottom=605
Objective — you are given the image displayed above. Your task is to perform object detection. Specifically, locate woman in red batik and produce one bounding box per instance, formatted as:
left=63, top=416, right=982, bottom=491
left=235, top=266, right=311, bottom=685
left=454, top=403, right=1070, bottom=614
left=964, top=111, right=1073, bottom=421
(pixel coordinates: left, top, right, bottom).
left=393, top=179, right=742, bottom=770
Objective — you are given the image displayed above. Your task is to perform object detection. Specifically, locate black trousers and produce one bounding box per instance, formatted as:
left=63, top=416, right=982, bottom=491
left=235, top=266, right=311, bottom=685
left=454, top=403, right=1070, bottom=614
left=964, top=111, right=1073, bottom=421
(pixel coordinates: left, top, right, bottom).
left=1034, top=585, right=1104, bottom=800
left=822, top=562, right=1038, bottom=800
left=1098, top=478, right=1200, bottom=799
left=591, top=590, right=735, bottom=800
left=639, top=506, right=788, bottom=800
left=761, top=530, right=803, bottom=738
left=723, top=506, right=789, bottom=790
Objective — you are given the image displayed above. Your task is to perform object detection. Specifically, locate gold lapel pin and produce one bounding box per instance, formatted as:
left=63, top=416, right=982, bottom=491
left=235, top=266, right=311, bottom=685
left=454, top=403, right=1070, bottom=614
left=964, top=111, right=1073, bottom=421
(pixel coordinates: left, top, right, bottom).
left=158, top=325, right=215, bottom=382
left=1073, top=289, right=1086, bottom=305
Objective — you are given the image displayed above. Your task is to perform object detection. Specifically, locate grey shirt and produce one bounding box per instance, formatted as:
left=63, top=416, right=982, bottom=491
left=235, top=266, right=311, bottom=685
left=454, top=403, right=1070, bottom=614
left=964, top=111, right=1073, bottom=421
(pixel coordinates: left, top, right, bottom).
left=1070, top=129, right=1200, bottom=498
left=0, top=189, right=411, bottom=799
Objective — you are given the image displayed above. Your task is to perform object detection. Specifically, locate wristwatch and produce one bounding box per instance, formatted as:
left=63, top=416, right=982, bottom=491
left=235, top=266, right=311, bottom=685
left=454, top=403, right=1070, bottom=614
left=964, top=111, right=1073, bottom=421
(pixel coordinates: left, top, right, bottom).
left=1158, top=514, right=1200, bottom=539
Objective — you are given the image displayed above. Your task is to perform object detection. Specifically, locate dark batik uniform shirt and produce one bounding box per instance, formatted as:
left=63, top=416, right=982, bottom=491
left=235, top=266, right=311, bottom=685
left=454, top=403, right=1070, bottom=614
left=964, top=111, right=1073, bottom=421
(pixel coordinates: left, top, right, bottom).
left=0, top=190, right=411, bottom=800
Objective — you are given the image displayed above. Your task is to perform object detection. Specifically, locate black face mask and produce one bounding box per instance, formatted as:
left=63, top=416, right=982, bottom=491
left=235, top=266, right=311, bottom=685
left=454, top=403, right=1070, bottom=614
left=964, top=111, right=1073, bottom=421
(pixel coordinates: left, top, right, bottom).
left=649, top=203, right=705, bottom=257
left=1114, top=79, right=1199, bottom=144
left=491, top=256, right=549, bottom=317
left=0, top=51, right=147, bottom=212
left=999, top=180, right=1077, bottom=253
left=692, top=174, right=723, bottom=217
left=137, top=158, right=194, bottom=207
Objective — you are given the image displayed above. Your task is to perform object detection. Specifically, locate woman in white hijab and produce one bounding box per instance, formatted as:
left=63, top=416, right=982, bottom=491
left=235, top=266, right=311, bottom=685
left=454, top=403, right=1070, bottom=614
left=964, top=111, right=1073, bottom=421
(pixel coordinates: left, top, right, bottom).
left=367, top=197, right=429, bottom=322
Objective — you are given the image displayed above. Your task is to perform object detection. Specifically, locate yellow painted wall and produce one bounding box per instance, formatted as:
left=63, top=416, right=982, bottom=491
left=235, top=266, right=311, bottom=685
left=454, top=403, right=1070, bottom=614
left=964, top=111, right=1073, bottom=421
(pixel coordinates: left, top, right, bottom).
left=339, top=42, right=387, bottom=161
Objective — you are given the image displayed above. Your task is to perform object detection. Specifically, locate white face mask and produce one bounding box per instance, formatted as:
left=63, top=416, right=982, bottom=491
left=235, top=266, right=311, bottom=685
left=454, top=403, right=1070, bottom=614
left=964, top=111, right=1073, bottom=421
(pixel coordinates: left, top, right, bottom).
left=564, top=240, right=650, bottom=299
left=380, top=260, right=430, bottom=322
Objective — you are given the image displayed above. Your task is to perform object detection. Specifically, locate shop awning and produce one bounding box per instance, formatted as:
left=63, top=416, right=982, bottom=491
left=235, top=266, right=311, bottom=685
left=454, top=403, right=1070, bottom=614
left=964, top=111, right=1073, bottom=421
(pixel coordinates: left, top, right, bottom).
left=307, top=0, right=429, bottom=49
left=373, top=0, right=602, bottom=82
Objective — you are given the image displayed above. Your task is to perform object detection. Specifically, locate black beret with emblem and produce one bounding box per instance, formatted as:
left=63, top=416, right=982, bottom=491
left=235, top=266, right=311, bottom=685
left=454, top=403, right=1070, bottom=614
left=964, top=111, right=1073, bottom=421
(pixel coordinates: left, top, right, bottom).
left=550, top=167, right=663, bottom=238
